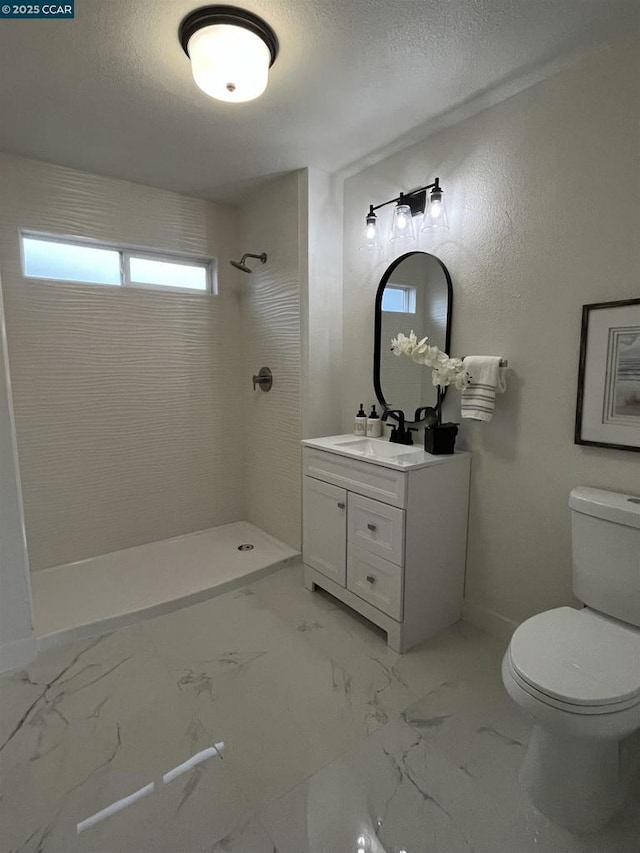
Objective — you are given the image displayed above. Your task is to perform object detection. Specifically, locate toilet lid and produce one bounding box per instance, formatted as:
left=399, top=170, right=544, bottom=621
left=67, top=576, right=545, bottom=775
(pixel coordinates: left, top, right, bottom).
left=509, top=607, right=640, bottom=708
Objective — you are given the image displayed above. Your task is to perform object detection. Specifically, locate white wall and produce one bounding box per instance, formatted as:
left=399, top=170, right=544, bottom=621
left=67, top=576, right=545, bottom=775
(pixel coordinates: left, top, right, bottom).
left=0, top=269, right=35, bottom=671
left=0, top=154, right=244, bottom=569
left=238, top=167, right=343, bottom=551
left=300, top=168, right=344, bottom=440
left=239, top=172, right=302, bottom=549
left=342, top=36, right=640, bottom=635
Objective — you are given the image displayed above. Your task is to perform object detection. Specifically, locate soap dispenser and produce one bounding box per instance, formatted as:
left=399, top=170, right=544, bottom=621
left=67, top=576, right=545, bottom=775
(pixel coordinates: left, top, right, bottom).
left=366, top=405, right=382, bottom=437
left=354, top=403, right=367, bottom=436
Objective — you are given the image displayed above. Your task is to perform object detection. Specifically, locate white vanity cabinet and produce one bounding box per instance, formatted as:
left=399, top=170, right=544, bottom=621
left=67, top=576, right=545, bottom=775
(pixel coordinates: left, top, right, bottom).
left=302, top=435, right=471, bottom=653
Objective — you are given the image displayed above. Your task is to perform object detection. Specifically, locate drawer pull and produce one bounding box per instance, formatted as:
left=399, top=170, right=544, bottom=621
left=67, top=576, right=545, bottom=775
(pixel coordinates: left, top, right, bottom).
left=367, top=523, right=377, bottom=531
left=337, top=502, right=345, bottom=509
left=366, top=575, right=376, bottom=584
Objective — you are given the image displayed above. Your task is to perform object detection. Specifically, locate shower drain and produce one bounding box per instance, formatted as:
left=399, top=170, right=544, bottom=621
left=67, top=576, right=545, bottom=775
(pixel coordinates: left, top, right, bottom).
left=237, top=544, right=254, bottom=551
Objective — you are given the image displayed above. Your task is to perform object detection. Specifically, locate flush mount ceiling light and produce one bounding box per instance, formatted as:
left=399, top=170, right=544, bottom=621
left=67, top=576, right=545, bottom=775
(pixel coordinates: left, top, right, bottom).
left=179, top=5, right=279, bottom=103
left=361, top=178, right=449, bottom=249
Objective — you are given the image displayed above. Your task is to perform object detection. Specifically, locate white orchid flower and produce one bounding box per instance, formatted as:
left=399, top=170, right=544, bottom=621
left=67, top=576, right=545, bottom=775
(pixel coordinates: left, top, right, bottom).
left=390, top=332, right=470, bottom=391
left=390, top=332, right=408, bottom=356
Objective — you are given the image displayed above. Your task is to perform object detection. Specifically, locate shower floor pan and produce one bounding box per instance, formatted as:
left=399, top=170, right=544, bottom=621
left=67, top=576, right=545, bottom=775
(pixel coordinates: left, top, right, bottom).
left=31, top=521, right=298, bottom=650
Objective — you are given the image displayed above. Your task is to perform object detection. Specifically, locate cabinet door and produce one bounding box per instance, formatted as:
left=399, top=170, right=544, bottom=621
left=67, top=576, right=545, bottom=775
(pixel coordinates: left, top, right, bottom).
left=303, top=477, right=347, bottom=586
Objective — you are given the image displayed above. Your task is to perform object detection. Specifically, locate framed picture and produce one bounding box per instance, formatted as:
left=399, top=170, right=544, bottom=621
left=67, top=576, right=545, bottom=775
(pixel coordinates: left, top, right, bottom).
left=575, top=298, right=640, bottom=452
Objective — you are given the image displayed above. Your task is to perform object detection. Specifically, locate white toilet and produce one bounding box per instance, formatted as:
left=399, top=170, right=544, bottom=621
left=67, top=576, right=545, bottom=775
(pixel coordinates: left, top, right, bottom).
left=502, top=486, right=640, bottom=833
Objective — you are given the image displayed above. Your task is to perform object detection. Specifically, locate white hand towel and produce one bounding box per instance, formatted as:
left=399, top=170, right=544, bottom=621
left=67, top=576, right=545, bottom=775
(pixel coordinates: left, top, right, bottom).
left=461, top=356, right=506, bottom=422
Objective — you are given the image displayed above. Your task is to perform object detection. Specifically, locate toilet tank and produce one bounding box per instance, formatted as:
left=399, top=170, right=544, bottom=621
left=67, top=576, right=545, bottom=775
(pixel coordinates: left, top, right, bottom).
left=570, top=487, right=640, bottom=628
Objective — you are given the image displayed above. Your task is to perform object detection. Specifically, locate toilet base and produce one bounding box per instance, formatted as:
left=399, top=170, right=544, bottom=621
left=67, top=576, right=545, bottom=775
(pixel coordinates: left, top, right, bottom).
left=520, top=725, right=630, bottom=834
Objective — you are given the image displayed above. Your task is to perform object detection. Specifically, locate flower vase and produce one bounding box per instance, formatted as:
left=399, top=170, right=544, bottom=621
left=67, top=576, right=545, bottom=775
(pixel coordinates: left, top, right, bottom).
left=424, top=386, right=459, bottom=454
left=424, top=422, right=459, bottom=454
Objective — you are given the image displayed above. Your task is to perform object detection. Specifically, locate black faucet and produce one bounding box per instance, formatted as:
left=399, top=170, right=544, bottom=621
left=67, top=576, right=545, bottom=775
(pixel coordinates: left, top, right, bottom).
left=382, top=409, right=417, bottom=445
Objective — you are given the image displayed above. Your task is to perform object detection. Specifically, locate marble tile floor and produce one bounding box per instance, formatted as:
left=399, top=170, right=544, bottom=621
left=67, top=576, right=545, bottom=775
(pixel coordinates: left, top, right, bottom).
left=1, top=562, right=639, bottom=852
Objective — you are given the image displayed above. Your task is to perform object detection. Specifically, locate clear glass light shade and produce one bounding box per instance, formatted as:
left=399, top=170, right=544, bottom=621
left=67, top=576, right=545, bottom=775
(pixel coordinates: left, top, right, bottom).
left=188, top=24, right=271, bottom=103
left=389, top=203, right=416, bottom=241
left=360, top=213, right=381, bottom=250
left=422, top=193, right=450, bottom=230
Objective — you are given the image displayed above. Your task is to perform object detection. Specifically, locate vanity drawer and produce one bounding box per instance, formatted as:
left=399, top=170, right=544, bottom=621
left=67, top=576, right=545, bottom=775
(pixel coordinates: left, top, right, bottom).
left=348, top=493, right=405, bottom=565
left=347, top=545, right=403, bottom=620
left=302, top=447, right=407, bottom=508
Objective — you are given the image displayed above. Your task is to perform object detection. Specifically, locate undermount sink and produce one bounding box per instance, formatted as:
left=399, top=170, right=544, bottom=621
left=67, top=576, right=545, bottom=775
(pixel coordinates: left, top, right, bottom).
left=334, top=437, right=423, bottom=462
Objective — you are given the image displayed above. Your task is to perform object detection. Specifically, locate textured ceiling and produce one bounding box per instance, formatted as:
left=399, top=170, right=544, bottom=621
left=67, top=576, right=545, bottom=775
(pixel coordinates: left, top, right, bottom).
left=0, top=0, right=636, bottom=201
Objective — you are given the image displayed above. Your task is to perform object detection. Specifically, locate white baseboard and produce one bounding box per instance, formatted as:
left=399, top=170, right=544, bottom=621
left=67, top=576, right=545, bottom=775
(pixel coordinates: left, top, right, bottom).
left=462, top=598, right=519, bottom=642
left=0, top=634, right=37, bottom=673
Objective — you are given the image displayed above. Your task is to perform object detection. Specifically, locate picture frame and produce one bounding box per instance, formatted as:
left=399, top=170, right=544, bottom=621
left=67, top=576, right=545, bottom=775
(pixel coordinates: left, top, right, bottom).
left=575, top=297, right=640, bottom=452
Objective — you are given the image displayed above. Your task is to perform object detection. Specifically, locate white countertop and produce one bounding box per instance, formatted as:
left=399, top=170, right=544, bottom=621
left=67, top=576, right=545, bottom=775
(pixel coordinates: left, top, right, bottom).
left=301, top=434, right=469, bottom=471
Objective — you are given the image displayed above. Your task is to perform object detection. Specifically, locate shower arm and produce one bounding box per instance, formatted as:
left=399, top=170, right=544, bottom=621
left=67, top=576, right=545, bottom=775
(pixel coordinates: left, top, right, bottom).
left=230, top=252, right=268, bottom=272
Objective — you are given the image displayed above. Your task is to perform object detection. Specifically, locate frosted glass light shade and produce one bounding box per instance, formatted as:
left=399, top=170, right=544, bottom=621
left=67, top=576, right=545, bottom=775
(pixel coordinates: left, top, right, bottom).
left=389, top=203, right=416, bottom=241
left=188, top=24, right=271, bottom=102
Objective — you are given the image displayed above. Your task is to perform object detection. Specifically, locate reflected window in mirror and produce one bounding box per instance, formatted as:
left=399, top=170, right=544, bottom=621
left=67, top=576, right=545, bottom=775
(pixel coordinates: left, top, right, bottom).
left=381, top=284, right=417, bottom=314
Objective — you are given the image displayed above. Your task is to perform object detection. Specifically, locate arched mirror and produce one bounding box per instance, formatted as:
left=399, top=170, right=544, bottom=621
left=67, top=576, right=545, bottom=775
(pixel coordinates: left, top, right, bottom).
left=374, top=251, right=452, bottom=422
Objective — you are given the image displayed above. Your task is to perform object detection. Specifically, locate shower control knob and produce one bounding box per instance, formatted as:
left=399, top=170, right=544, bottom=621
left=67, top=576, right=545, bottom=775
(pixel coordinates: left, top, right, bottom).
left=252, top=366, right=273, bottom=392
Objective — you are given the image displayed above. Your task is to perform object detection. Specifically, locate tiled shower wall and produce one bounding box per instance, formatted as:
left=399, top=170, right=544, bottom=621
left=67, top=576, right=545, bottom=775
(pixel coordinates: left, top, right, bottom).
left=0, top=154, right=245, bottom=570
left=239, top=173, right=302, bottom=550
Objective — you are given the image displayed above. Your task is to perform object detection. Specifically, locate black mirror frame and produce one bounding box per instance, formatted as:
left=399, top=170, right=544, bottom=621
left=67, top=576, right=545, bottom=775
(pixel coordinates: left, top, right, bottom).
left=373, top=251, right=453, bottom=424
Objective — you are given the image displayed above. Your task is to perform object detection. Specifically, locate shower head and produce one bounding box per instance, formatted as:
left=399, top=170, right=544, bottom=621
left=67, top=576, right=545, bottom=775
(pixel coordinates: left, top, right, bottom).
left=229, top=252, right=267, bottom=273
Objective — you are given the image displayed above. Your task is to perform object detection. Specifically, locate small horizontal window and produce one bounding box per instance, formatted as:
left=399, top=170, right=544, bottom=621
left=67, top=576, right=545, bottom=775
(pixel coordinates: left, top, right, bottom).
left=22, top=236, right=121, bottom=286
left=382, top=284, right=416, bottom=314
left=20, top=233, right=213, bottom=294
left=128, top=256, right=208, bottom=292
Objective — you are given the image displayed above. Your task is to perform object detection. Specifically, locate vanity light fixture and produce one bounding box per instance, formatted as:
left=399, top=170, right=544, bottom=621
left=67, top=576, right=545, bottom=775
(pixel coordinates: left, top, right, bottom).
left=363, top=207, right=381, bottom=249
left=362, top=177, right=449, bottom=248
left=179, top=5, right=279, bottom=103
left=422, top=178, right=449, bottom=231
left=389, top=193, right=416, bottom=242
